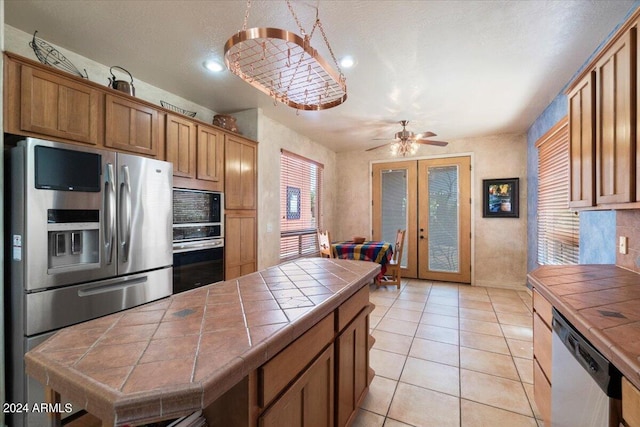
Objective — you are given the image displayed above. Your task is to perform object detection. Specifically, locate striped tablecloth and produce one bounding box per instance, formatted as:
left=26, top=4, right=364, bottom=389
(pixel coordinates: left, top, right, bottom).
left=332, top=241, right=393, bottom=279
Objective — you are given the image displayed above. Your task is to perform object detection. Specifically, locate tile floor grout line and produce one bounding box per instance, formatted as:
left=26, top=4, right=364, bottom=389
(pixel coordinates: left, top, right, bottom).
left=362, top=279, right=543, bottom=426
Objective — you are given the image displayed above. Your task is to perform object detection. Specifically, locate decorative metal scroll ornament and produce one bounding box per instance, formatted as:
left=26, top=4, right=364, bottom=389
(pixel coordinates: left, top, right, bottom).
left=224, top=0, right=347, bottom=110
left=29, top=31, right=88, bottom=79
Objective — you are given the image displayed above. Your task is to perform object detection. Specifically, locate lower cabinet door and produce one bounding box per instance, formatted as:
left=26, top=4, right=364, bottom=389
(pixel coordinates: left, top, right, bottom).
left=533, top=359, right=551, bottom=427
left=336, top=309, right=369, bottom=427
left=225, top=210, right=257, bottom=280
left=259, top=345, right=334, bottom=427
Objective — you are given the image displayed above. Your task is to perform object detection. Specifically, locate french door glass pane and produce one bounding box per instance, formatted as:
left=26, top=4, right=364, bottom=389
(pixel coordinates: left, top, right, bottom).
left=428, top=165, right=459, bottom=273
left=381, top=169, right=408, bottom=267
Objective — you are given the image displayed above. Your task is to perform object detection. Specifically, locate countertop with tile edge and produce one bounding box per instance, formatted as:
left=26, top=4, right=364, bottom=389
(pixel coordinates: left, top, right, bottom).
left=25, top=258, right=380, bottom=426
left=528, top=264, right=640, bottom=390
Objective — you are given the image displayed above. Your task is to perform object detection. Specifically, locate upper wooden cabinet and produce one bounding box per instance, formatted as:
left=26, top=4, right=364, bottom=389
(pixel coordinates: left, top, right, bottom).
left=595, top=27, right=636, bottom=205
left=16, top=63, right=101, bottom=145
left=168, top=120, right=225, bottom=192
left=166, top=113, right=197, bottom=178
left=225, top=134, right=257, bottom=210
left=105, top=94, right=159, bottom=157
left=567, top=20, right=639, bottom=209
left=197, top=125, right=224, bottom=189
left=568, top=72, right=596, bottom=208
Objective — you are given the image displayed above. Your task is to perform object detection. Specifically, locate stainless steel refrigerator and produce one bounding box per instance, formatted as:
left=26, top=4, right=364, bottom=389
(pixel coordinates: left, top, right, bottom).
left=6, top=137, right=173, bottom=426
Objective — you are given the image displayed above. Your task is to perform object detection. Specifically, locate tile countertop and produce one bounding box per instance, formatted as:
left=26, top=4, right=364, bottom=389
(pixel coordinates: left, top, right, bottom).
left=25, top=258, right=380, bottom=426
left=528, top=264, right=640, bottom=390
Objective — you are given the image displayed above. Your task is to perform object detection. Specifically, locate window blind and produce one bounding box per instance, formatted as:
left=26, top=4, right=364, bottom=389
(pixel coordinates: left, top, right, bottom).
left=280, top=149, right=324, bottom=261
left=536, top=117, right=579, bottom=265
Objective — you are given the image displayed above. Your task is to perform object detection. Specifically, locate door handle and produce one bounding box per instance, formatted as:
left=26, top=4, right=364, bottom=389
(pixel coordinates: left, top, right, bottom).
left=119, top=165, right=132, bottom=263
left=104, top=163, right=116, bottom=265
left=77, top=276, right=148, bottom=297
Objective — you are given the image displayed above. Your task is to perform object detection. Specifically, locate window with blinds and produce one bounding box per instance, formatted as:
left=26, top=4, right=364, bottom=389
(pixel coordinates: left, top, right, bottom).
left=536, top=117, right=579, bottom=265
left=280, top=149, right=324, bottom=261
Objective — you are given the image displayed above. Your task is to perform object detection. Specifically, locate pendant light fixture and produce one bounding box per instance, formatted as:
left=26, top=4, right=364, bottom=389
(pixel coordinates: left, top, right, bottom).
left=224, top=0, right=347, bottom=110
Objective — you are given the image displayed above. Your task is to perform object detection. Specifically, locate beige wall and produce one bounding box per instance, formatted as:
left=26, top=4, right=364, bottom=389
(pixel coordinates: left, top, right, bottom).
left=335, top=133, right=528, bottom=289
left=252, top=110, right=337, bottom=270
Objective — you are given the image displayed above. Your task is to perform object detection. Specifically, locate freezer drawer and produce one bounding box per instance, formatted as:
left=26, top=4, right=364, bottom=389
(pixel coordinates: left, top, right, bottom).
left=25, top=267, right=172, bottom=336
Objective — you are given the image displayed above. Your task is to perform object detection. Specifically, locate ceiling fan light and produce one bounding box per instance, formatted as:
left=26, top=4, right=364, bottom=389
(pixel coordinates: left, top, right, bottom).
left=395, top=130, right=414, bottom=140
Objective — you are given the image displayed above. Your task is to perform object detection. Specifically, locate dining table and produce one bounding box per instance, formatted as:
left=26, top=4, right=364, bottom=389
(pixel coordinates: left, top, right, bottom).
left=332, top=240, right=394, bottom=281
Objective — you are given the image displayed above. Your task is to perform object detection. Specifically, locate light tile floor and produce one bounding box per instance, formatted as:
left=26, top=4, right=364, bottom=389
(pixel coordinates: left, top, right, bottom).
left=353, top=278, right=542, bottom=427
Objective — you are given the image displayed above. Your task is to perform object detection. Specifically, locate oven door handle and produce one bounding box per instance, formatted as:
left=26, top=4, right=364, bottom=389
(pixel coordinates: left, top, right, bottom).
left=173, top=240, right=224, bottom=253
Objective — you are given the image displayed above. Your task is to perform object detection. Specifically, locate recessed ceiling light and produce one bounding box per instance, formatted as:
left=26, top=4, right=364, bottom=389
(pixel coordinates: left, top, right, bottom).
left=203, top=60, right=224, bottom=73
left=339, top=55, right=356, bottom=69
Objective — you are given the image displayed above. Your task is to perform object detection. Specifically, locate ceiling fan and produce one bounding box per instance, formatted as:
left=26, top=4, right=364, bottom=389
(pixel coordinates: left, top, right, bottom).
left=366, top=120, right=448, bottom=156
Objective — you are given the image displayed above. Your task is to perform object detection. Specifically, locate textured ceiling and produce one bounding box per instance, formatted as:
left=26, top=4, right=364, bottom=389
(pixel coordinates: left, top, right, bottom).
left=4, top=0, right=636, bottom=152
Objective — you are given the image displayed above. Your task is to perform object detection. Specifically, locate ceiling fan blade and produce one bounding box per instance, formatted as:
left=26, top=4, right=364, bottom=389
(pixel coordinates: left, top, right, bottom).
left=372, top=138, right=395, bottom=141
left=416, top=131, right=437, bottom=138
left=416, top=139, right=448, bottom=147
left=366, top=143, right=392, bottom=151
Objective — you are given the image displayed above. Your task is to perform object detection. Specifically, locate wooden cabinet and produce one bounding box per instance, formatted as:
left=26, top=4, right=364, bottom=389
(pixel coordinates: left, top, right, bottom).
left=566, top=16, right=640, bottom=209
left=225, top=134, right=257, bottom=279
left=17, top=64, right=100, bottom=145
left=568, top=72, right=596, bottom=208
left=105, top=94, right=159, bottom=157
left=532, top=289, right=552, bottom=427
left=225, top=210, right=257, bottom=280
left=259, top=315, right=334, bottom=408
left=258, top=344, right=334, bottom=427
left=336, top=307, right=369, bottom=427
left=623, top=376, right=640, bottom=427
left=166, top=113, right=197, bottom=178
left=168, top=118, right=225, bottom=191
left=595, top=27, right=636, bottom=205
left=225, top=135, right=257, bottom=210
left=197, top=125, right=224, bottom=190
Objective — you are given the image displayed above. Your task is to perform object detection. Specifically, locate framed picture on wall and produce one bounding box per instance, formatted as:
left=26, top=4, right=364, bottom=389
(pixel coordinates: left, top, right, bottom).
left=286, top=186, right=301, bottom=220
left=482, top=178, right=519, bottom=218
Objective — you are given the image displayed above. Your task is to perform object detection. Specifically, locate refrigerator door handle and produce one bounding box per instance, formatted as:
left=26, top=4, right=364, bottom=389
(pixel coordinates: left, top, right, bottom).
left=77, top=275, right=148, bottom=297
left=119, top=165, right=132, bottom=263
left=104, top=163, right=116, bottom=265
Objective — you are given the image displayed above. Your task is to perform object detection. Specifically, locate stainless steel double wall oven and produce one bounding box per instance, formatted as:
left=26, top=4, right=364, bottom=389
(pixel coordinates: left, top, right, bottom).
left=172, top=188, right=224, bottom=294
left=5, top=137, right=174, bottom=426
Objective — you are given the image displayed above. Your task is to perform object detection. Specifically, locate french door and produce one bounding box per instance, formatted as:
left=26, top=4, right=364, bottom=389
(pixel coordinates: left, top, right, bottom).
left=372, top=156, right=471, bottom=283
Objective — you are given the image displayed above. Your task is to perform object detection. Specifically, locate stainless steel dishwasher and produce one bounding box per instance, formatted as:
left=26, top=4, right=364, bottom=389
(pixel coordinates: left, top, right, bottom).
left=551, top=308, right=622, bottom=427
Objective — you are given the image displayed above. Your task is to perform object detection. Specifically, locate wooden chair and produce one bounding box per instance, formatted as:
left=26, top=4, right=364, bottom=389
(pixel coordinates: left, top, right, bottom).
left=378, top=229, right=406, bottom=289
left=317, top=230, right=335, bottom=258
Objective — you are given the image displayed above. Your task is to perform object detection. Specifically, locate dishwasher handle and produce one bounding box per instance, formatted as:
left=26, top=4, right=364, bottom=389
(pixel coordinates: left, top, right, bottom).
left=567, top=333, right=599, bottom=373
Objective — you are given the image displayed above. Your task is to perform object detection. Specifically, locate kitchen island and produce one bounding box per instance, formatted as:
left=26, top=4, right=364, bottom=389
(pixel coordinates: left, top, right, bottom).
left=25, top=258, right=379, bottom=427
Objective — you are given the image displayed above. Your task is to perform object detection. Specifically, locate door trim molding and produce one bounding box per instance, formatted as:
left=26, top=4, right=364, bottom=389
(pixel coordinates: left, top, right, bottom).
left=369, top=152, right=475, bottom=284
